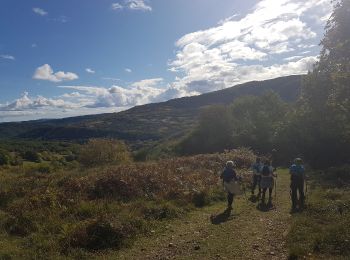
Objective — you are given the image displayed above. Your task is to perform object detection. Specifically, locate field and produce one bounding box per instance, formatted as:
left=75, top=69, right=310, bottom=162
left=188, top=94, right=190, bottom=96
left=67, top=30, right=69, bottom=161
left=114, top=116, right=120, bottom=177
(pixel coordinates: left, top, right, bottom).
left=0, top=148, right=255, bottom=259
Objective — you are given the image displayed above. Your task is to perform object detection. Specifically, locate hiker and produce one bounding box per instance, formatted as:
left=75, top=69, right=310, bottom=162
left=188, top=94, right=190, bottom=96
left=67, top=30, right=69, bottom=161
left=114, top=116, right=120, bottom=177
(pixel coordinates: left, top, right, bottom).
left=260, top=160, right=277, bottom=205
left=220, top=161, right=241, bottom=210
left=289, top=158, right=305, bottom=212
left=251, top=157, right=263, bottom=197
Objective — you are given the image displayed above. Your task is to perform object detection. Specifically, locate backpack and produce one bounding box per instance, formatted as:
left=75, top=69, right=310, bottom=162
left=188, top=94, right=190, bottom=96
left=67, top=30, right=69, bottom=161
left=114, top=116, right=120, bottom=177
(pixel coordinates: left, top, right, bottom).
left=262, top=165, right=270, bottom=177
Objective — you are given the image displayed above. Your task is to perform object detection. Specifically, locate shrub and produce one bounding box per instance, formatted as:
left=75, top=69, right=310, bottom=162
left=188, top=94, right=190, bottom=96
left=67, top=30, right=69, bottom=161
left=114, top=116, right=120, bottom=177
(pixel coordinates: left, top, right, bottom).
left=65, top=218, right=138, bottom=251
left=3, top=214, right=37, bottom=236
left=0, top=150, right=10, bottom=166
left=78, top=139, right=131, bottom=167
left=23, top=151, right=41, bottom=163
left=141, top=201, right=184, bottom=220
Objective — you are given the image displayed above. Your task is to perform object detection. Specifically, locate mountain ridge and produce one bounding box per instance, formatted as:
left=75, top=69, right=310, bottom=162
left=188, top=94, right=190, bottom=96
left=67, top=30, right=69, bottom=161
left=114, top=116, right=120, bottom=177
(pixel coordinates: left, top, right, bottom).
left=0, top=75, right=303, bottom=147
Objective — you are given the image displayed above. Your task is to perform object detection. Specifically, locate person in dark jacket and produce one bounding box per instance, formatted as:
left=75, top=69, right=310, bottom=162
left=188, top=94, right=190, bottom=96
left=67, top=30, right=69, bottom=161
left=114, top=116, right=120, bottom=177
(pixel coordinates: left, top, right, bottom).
left=220, top=161, right=239, bottom=209
left=289, top=158, right=305, bottom=212
left=251, top=157, right=263, bottom=196
left=260, top=160, right=277, bottom=205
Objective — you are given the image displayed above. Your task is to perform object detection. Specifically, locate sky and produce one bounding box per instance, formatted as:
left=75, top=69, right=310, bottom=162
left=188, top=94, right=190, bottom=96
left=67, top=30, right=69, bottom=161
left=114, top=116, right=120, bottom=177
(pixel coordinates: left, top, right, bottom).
left=0, top=0, right=332, bottom=122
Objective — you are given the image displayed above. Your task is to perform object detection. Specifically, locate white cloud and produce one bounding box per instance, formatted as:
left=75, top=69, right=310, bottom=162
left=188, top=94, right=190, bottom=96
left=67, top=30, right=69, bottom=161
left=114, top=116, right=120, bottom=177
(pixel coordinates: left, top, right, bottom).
left=33, top=64, right=79, bottom=82
left=125, top=68, right=132, bottom=73
left=131, top=78, right=163, bottom=88
left=0, top=92, right=73, bottom=111
left=169, top=0, right=331, bottom=95
left=59, top=78, right=165, bottom=108
left=33, top=7, right=48, bottom=16
left=86, top=68, right=95, bottom=74
left=126, top=0, right=152, bottom=11
left=31, top=43, right=37, bottom=48
left=284, top=55, right=304, bottom=61
left=112, top=3, right=123, bottom=10
left=2, top=0, right=332, bottom=122
left=0, top=54, right=15, bottom=60
left=112, top=0, right=152, bottom=12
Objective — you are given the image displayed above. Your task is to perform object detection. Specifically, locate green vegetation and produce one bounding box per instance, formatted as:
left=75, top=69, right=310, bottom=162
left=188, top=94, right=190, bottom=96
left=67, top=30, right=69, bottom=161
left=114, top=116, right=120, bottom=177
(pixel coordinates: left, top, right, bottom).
left=178, top=1, right=350, bottom=169
left=178, top=91, right=288, bottom=156
left=0, top=1, right=348, bottom=259
left=287, top=166, right=350, bottom=259
left=0, top=149, right=254, bottom=258
left=78, top=138, right=131, bottom=167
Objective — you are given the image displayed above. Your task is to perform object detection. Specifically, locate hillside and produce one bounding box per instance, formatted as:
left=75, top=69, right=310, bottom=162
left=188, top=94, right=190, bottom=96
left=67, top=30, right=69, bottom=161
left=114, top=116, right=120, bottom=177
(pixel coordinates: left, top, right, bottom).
left=0, top=75, right=302, bottom=148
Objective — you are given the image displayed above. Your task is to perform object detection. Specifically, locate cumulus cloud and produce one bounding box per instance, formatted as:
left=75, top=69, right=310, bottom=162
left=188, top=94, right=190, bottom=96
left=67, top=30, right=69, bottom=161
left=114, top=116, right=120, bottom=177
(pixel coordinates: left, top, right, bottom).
left=112, top=0, right=152, bottom=12
left=0, top=54, right=15, bottom=60
left=86, top=68, right=95, bottom=74
left=59, top=78, right=165, bottom=108
left=3, top=0, right=332, bottom=122
left=169, top=0, right=331, bottom=95
left=33, top=64, right=79, bottom=82
left=0, top=92, right=73, bottom=111
left=125, top=68, right=132, bottom=73
left=33, top=7, right=48, bottom=16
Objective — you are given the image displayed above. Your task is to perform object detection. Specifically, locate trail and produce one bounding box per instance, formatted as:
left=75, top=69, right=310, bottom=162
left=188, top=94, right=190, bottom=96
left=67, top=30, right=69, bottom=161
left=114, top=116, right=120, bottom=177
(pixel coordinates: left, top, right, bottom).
left=106, top=169, right=292, bottom=260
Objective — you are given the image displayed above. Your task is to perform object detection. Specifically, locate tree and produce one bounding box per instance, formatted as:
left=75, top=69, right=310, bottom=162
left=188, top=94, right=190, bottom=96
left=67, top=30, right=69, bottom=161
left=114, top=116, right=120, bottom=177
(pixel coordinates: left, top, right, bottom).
left=178, top=105, right=233, bottom=155
left=78, top=139, right=131, bottom=167
left=229, top=91, right=288, bottom=153
left=293, top=0, right=350, bottom=168
left=177, top=92, right=288, bottom=155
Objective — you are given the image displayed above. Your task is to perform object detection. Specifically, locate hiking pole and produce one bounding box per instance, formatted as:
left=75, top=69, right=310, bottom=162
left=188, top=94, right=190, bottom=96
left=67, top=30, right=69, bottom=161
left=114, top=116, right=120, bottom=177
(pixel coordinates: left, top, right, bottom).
left=304, top=179, right=308, bottom=203
left=274, top=178, right=277, bottom=202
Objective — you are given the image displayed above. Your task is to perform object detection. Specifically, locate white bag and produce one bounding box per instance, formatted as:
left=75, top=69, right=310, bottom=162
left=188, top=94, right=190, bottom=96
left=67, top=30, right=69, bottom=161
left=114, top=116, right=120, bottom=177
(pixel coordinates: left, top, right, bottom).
left=223, top=181, right=243, bottom=195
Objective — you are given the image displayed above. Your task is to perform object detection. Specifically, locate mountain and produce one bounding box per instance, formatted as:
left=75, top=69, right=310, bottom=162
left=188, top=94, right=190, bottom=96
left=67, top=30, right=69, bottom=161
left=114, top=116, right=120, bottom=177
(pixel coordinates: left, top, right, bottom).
left=0, top=75, right=302, bottom=148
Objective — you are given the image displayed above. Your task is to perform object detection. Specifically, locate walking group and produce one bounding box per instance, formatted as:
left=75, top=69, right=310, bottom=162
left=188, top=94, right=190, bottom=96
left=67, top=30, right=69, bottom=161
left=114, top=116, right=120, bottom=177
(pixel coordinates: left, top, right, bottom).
left=220, top=157, right=306, bottom=213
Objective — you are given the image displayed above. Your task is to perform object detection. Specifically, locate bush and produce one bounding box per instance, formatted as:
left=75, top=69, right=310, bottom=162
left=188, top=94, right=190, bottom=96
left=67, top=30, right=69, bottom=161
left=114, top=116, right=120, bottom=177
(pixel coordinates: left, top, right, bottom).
left=3, top=214, right=37, bottom=236
left=78, top=139, right=131, bottom=167
left=0, top=150, right=10, bottom=166
left=23, top=151, right=41, bottom=163
left=65, top=218, right=138, bottom=251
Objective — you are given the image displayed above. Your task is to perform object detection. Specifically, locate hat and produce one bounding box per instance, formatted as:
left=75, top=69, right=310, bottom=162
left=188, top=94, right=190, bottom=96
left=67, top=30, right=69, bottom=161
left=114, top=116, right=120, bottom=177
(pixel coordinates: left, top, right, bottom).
left=226, top=161, right=235, bottom=168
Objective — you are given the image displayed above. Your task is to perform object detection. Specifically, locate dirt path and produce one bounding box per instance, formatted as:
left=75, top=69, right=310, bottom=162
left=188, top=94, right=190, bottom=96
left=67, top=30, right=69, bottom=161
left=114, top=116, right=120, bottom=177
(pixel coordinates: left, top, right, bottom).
left=104, top=169, right=292, bottom=260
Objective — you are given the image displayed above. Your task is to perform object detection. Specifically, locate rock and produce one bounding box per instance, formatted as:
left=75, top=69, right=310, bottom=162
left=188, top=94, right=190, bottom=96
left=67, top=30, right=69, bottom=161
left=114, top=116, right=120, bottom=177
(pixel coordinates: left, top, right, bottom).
left=270, top=251, right=275, bottom=255
left=168, top=243, right=174, bottom=248
left=194, top=245, right=200, bottom=250
left=252, top=244, right=259, bottom=249
left=150, top=230, right=156, bottom=234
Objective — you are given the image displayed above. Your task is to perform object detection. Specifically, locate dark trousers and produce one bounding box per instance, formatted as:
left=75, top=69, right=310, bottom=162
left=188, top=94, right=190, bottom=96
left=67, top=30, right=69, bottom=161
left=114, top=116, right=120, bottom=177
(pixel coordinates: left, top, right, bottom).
left=252, top=175, right=261, bottom=194
left=227, top=192, right=234, bottom=207
left=262, top=188, right=272, bottom=202
left=291, top=178, right=305, bottom=208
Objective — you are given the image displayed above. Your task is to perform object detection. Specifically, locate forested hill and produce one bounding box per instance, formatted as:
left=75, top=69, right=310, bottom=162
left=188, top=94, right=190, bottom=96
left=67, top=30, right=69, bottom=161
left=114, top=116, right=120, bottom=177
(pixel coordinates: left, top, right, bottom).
left=0, top=75, right=302, bottom=146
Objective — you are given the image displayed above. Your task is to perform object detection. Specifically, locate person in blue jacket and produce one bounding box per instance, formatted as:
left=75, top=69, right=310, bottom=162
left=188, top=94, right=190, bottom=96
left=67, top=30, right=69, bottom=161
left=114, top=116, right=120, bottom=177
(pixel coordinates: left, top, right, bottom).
left=290, top=158, right=305, bottom=212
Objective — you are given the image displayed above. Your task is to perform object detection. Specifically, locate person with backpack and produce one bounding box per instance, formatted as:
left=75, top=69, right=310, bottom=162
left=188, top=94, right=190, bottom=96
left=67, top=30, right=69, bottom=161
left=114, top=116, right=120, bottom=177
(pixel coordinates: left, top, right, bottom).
left=260, top=160, right=277, bottom=206
left=220, top=161, right=241, bottom=210
left=289, top=158, right=305, bottom=212
left=251, top=157, right=263, bottom=197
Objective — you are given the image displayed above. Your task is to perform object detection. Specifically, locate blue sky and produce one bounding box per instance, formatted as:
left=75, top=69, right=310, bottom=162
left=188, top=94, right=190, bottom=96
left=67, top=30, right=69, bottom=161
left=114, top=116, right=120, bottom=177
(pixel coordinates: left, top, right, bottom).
left=0, top=0, right=331, bottom=122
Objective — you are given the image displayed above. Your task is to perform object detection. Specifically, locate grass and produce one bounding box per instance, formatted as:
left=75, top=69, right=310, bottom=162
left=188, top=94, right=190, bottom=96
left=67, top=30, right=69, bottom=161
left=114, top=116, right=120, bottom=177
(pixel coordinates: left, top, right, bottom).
left=287, top=166, right=350, bottom=259
left=0, top=148, right=255, bottom=259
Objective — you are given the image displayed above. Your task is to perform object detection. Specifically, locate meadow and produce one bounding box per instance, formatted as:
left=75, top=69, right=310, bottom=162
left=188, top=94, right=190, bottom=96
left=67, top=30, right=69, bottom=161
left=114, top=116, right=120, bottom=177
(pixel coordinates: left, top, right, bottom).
left=0, top=148, right=255, bottom=259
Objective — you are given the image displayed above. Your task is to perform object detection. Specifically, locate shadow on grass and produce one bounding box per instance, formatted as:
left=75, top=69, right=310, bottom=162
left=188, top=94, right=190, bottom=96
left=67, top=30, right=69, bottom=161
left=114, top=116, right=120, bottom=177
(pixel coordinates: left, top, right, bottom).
left=256, top=202, right=275, bottom=212
left=210, top=208, right=234, bottom=225
left=248, top=195, right=260, bottom=203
